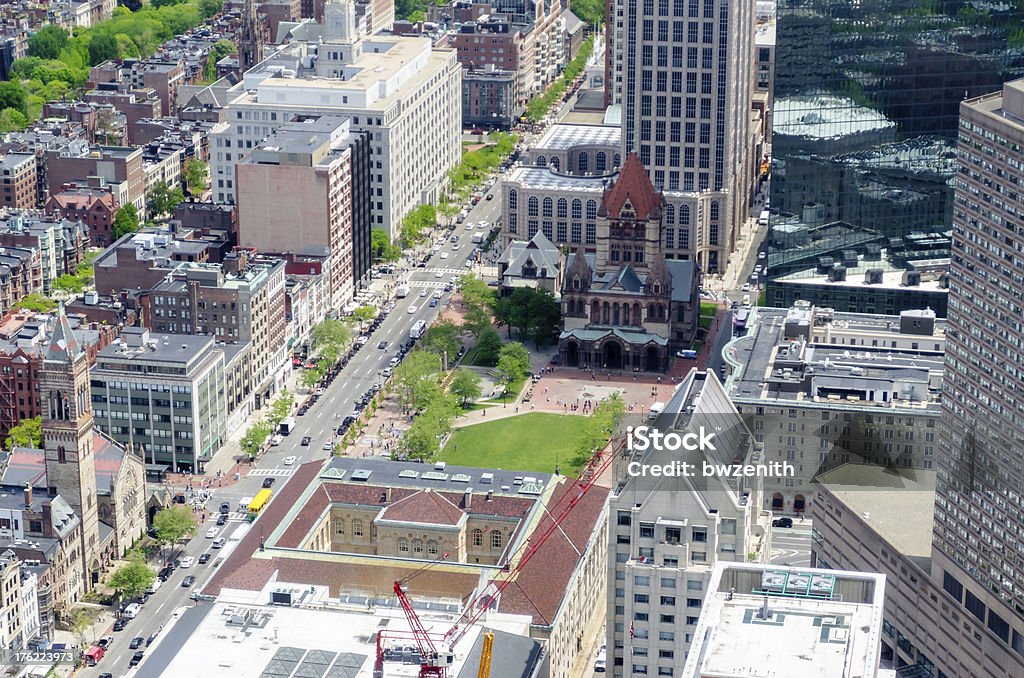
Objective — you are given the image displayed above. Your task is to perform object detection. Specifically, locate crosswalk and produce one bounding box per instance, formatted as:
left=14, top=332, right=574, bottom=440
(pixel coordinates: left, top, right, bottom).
left=409, top=280, right=447, bottom=289
left=247, top=468, right=295, bottom=477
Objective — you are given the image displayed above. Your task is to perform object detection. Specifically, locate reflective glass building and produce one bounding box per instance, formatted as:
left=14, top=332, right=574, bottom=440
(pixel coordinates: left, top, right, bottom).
left=765, top=0, right=1024, bottom=315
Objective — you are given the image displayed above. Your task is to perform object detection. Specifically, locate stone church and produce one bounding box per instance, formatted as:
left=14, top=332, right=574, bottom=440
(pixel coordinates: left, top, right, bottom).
left=558, top=154, right=698, bottom=372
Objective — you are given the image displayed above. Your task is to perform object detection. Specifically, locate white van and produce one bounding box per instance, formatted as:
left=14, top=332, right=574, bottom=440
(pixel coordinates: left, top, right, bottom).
left=146, top=578, right=162, bottom=594
left=649, top=402, right=666, bottom=420
left=758, top=210, right=769, bottom=226
left=123, top=603, right=142, bottom=619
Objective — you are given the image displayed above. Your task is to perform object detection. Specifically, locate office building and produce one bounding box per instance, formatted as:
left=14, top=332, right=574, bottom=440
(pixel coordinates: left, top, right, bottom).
left=765, top=1, right=1024, bottom=315
left=681, top=561, right=889, bottom=678
left=610, top=0, right=757, bottom=272
left=606, top=370, right=772, bottom=677
left=725, top=301, right=944, bottom=513
left=0, top=153, right=37, bottom=210
left=236, top=116, right=368, bottom=308
left=139, top=251, right=288, bottom=407
left=929, top=78, right=1024, bottom=675
left=209, top=0, right=462, bottom=237
left=91, top=328, right=227, bottom=473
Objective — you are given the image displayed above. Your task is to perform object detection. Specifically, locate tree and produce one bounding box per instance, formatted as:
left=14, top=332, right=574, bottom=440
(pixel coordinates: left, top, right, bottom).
left=474, top=327, right=502, bottom=367
left=458, top=274, right=496, bottom=312
left=352, top=305, right=377, bottom=325
left=199, top=0, right=224, bottom=18
left=526, top=288, right=561, bottom=347
left=88, top=33, right=119, bottom=65
left=0, top=82, right=26, bottom=114
left=28, top=26, right=69, bottom=60
left=300, top=366, right=324, bottom=389
left=15, top=293, right=57, bottom=313
left=450, top=368, right=482, bottom=406
left=497, top=342, right=531, bottom=382
left=572, top=393, right=626, bottom=465
left=5, top=416, right=42, bottom=450
left=182, top=158, right=209, bottom=195
left=0, top=108, right=27, bottom=134
left=111, top=203, right=140, bottom=240
left=312, top=319, right=351, bottom=360
left=240, top=420, right=273, bottom=458
left=570, top=0, right=605, bottom=25
left=107, top=556, right=155, bottom=603
left=437, top=198, right=461, bottom=227
left=70, top=608, right=94, bottom=648
left=152, top=505, right=197, bottom=548
left=422, top=320, right=460, bottom=361
left=393, top=351, right=442, bottom=413
left=371, top=228, right=401, bottom=262
left=267, top=390, right=294, bottom=430
left=146, top=181, right=185, bottom=218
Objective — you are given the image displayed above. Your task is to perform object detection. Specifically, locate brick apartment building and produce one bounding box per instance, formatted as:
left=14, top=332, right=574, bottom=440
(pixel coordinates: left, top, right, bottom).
left=45, top=183, right=119, bottom=248
left=0, top=153, right=37, bottom=210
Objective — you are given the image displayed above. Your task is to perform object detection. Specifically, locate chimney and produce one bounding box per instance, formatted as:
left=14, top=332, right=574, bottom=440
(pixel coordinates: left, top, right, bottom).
left=486, top=490, right=493, bottom=502
left=464, top=488, right=472, bottom=509
left=385, top=486, right=392, bottom=503
left=24, top=484, right=32, bottom=507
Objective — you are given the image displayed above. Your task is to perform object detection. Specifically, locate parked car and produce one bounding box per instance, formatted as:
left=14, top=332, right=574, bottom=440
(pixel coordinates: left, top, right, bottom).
left=772, top=517, right=794, bottom=528
left=323, top=441, right=333, bottom=451
left=262, top=477, right=276, bottom=488
left=181, top=576, right=196, bottom=588
left=129, top=651, right=144, bottom=667
left=98, top=636, right=114, bottom=649
left=112, top=619, right=128, bottom=632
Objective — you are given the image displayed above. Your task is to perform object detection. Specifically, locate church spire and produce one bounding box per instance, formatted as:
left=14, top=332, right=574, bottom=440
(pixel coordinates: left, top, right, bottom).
left=46, top=303, right=82, bottom=364
left=238, top=0, right=265, bottom=72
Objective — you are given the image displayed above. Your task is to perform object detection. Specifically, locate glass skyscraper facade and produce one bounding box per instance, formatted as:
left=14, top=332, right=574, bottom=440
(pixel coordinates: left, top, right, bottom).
left=765, top=0, right=1024, bottom=315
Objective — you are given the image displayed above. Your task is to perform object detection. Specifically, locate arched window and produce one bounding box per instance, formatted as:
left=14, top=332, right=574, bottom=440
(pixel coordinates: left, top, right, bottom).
left=571, top=199, right=583, bottom=219
left=536, top=155, right=547, bottom=167
left=710, top=200, right=719, bottom=221
left=471, top=529, right=483, bottom=547
left=586, top=200, right=598, bottom=220
left=652, top=282, right=661, bottom=295
left=573, top=275, right=581, bottom=290
left=579, top=152, right=589, bottom=173
left=413, top=539, right=424, bottom=554
left=596, top=151, right=607, bottom=172
left=680, top=204, right=690, bottom=226
left=508, top=189, right=517, bottom=211
left=490, top=530, right=503, bottom=549
left=398, top=537, right=409, bottom=552
left=613, top=153, right=621, bottom=167
left=351, top=519, right=363, bottom=537
left=333, top=518, right=345, bottom=535
left=557, top=198, right=568, bottom=218
left=550, top=156, right=560, bottom=171
left=542, top=197, right=553, bottom=218
left=427, top=540, right=439, bottom=555
left=528, top=196, right=539, bottom=217
left=665, top=204, right=675, bottom=225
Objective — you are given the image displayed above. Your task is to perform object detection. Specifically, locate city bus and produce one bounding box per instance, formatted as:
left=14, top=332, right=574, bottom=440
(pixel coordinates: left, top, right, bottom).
left=247, top=489, right=273, bottom=515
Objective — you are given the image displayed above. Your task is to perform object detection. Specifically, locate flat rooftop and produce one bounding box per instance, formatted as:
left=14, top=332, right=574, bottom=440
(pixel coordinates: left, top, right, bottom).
left=815, top=464, right=936, bottom=559
left=531, top=122, right=620, bottom=151
left=683, top=563, right=886, bottom=678
left=505, top=166, right=609, bottom=192
left=136, top=602, right=529, bottom=678
left=95, top=331, right=215, bottom=366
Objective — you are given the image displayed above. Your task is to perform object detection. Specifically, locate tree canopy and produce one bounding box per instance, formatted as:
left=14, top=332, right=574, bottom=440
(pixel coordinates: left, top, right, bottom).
left=494, top=287, right=560, bottom=346
left=450, top=368, right=482, bottom=406
left=112, top=203, right=140, bottom=241
left=147, top=181, right=185, bottom=218
left=393, top=350, right=442, bottom=414
left=5, top=416, right=42, bottom=450
left=107, top=554, right=155, bottom=602
left=152, top=505, right=197, bottom=546
left=182, top=158, right=209, bottom=195
left=371, top=228, right=402, bottom=262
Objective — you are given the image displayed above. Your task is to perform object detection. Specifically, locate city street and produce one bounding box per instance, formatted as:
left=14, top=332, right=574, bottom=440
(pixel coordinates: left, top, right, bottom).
left=76, top=155, right=514, bottom=678
left=770, top=520, right=814, bottom=568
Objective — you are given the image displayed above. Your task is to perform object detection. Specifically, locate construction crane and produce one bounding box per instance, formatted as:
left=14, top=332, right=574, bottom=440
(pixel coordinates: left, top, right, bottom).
left=376, top=437, right=624, bottom=678
left=476, top=632, right=493, bottom=678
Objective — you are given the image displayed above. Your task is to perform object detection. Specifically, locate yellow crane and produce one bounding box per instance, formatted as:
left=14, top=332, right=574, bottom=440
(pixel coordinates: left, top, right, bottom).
left=476, top=632, right=494, bottom=678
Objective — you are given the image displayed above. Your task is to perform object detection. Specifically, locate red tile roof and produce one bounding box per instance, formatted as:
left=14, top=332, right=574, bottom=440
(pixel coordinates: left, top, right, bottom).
left=602, top=152, right=661, bottom=220
left=495, top=480, right=610, bottom=626
left=378, top=489, right=465, bottom=526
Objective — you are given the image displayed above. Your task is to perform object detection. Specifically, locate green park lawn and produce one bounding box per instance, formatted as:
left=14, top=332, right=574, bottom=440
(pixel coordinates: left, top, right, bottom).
left=440, top=412, right=590, bottom=475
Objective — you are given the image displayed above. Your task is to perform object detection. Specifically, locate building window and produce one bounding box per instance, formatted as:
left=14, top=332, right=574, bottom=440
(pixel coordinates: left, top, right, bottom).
left=352, top=519, right=364, bottom=537
left=398, top=538, right=409, bottom=553
left=491, top=530, right=503, bottom=549
left=472, top=529, right=483, bottom=547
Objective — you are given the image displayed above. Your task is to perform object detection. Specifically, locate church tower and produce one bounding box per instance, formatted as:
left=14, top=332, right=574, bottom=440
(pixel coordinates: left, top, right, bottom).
left=41, top=305, right=101, bottom=586
left=238, top=0, right=265, bottom=73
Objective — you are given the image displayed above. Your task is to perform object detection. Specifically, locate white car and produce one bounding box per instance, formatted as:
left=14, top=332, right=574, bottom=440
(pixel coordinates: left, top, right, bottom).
left=419, top=289, right=428, bottom=297
left=408, top=305, right=418, bottom=313
left=269, top=435, right=283, bottom=446
left=180, top=556, right=195, bottom=569
left=440, top=252, right=449, bottom=259
left=389, top=356, right=401, bottom=367
left=434, top=270, right=443, bottom=278
left=433, top=290, right=443, bottom=299
left=464, top=260, right=473, bottom=268
left=465, top=222, right=474, bottom=231
left=741, top=283, right=752, bottom=292
left=206, top=527, right=219, bottom=538
left=323, top=441, right=333, bottom=451
left=283, top=455, right=297, bottom=466
left=758, top=251, right=766, bottom=259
